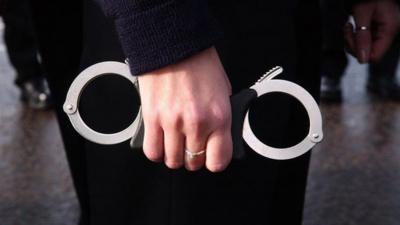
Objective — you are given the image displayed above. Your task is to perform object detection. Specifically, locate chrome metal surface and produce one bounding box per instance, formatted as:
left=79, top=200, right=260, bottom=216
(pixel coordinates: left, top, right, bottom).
left=64, top=62, right=322, bottom=160
left=243, top=68, right=323, bottom=160
left=63, top=61, right=142, bottom=145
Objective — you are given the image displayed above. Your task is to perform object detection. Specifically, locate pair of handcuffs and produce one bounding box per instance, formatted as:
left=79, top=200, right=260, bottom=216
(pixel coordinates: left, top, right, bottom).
left=63, top=61, right=323, bottom=160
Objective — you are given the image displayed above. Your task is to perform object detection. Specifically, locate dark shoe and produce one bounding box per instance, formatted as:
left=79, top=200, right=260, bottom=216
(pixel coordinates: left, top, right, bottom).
left=320, top=76, right=343, bottom=102
left=20, top=77, right=52, bottom=110
left=367, top=78, right=400, bottom=100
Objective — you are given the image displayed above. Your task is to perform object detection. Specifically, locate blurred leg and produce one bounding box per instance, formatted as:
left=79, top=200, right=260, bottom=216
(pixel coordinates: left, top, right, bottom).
left=30, top=1, right=89, bottom=224
left=367, top=34, right=400, bottom=100
left=2, top=0, right=41, bottom=86
left=3, top=0, right=51, bottom=109
left=320, top=0, right=348, bottom=101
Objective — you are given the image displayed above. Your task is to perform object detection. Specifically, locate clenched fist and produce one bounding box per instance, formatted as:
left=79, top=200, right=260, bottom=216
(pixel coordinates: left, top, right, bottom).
left=137, top=47, right=233, bottom=172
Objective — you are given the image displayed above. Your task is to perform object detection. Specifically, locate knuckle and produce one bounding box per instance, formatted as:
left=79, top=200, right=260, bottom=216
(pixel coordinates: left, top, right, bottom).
left=186, top=124, right=201, bottom=136
left=162, top=113, right=182, bottom=130
left=185, top=163, right=203, bottom=172
left=143, top=111, right=160, bottom=125
left=185, top=106, right=206, bottom=125
left=211, top=106, right=231, bottom=127
left=143, top=149, right=163, bottom=162
left=184, top=109, right=208, bottom=139
left=188, top=141, right=205, bottom=152
left=142, top=141, right=163, bottom=162
left=186, top=111, right=207, bottom=125
left=165, top=160, right=183, bottom=169
left=207, top=163, right=228, bottom=173
left=206, top=146, right=232, bottom=173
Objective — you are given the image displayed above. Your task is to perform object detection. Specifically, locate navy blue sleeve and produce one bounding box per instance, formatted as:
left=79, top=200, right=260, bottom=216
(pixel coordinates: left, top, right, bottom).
left=98, top=0, right=222, bottom=75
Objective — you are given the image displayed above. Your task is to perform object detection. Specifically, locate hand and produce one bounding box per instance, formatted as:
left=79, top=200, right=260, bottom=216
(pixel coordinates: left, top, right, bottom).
left=344, top=0, right=400, bottom=63
left=137, top=47, right=233, bottom=172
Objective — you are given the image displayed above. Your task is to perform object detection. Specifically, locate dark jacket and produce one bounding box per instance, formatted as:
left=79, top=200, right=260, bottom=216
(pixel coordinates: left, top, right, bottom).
left=98, top=0, right=393, bottom=76
left=99, top=0, right=221, bottom=75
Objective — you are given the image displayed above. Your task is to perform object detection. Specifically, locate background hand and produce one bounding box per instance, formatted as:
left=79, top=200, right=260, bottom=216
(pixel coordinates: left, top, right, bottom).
left=137, top=47, right=233, bottom=172
left=344, top=0, right=400, bottom=63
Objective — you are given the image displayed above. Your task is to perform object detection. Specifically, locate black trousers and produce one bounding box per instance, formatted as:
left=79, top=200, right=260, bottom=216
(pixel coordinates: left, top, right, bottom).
left=32, top=0, right=321, bottom=224
left=321, top=0, right=400, bottom=80
left=2, top=0, right=43, bottom=86
left=30, top=2, right=89, bottom=224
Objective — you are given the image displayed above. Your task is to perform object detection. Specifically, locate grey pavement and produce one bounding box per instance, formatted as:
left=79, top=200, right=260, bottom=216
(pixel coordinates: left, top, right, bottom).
left=0, top=20, right=79, bottom=225
left=1, top=20, right=400, bottom=225
left=304, top=60, right=400, bottom=225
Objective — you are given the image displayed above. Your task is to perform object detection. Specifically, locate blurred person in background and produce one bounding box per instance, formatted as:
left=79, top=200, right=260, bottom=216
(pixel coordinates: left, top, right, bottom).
left=1, top=0, right=51, bottom=109
left=321, top=0, right=400, bottom=102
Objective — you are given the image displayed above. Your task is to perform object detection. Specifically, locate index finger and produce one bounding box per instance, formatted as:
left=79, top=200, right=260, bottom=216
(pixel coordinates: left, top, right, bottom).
left=352, top=3, right=375, bottom=63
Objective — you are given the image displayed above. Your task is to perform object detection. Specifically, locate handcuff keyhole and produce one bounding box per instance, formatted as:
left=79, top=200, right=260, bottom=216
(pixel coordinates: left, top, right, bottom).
left=79, top=74, right=140, bottom=134
left=248, top=92, right=310, bottom=148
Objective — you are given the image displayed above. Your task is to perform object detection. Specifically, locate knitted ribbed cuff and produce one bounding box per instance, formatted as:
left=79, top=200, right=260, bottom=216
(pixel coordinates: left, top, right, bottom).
left=106, top=0, right=222, bottom=75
